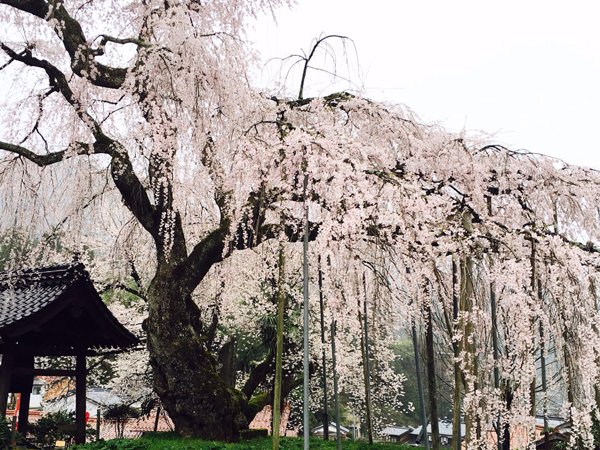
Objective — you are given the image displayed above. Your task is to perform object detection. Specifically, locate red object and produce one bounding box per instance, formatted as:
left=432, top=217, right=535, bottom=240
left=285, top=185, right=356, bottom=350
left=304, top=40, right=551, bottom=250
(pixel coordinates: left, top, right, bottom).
left=85, top=412, right=90, bottom=423
left=14, top=394, right=21, bottom=429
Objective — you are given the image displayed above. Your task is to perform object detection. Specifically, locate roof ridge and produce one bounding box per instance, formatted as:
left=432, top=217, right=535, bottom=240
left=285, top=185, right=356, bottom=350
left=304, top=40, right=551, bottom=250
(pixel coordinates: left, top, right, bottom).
left=0, top=263, right=88, bottom=290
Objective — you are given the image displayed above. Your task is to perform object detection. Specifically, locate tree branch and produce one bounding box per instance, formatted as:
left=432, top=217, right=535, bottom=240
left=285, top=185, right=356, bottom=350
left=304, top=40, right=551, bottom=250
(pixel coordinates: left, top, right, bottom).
left=178, top=220, right=230, bottom=298
left=0, top=0, right=127, bottom=88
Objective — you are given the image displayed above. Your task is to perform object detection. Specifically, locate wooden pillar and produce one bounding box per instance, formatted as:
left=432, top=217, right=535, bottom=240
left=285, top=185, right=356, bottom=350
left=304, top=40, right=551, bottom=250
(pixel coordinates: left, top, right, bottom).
left=18, top=377, right=33, bottom=436
left=0, top=350, right=15, bottom=416
left=75, top=353, right=87, bottom=444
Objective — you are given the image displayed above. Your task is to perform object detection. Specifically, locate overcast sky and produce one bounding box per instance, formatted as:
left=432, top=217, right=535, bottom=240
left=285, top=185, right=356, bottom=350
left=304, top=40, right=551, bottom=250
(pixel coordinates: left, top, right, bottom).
left=248, top=0, right=600, bottom=169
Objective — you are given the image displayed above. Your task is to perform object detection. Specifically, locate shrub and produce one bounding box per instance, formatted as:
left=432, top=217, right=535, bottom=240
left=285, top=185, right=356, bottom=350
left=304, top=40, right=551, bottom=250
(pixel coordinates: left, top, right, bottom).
left=103, top=404, right=140, bottom=439
left=239, top=429, right=268, bottom=440
left=0, top=416, right=13, bottom=450
left=29, top=410, right=78, bottom=447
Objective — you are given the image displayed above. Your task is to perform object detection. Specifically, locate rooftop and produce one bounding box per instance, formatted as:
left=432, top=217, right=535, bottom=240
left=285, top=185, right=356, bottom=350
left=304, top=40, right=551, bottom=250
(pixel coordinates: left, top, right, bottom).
left=0, top=264, right=138, bottom=354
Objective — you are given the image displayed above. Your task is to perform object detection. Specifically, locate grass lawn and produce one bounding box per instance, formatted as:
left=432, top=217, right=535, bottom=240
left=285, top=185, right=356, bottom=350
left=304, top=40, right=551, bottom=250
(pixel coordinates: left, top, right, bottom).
left=72, top=432, right=425, bottom=450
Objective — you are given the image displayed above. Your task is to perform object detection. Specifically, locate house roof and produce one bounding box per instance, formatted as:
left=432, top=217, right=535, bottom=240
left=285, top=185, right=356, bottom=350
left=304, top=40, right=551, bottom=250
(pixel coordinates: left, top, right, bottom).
left=535, top=416, right=564, bottom=429
left=381, top=425, right=413, bottom=437
left=411, top=420, right=466, bottom=438
left=311, top=422, right=350, bottom=434
left=0, top=264, right=139, bottom=354
left=44, top=386, right=135, bottom=417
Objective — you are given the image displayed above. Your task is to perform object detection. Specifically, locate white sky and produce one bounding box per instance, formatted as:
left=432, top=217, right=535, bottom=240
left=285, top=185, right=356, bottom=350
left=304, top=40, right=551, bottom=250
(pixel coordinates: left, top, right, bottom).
left=248, top=0, right=600, bottom=169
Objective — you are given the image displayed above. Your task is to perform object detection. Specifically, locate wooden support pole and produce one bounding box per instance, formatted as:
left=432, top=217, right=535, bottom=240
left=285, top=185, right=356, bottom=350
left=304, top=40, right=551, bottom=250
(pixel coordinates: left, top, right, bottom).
left=97, top=409, right=101, bottom=441
left=491, top=283, right=501, bottom=450
left=75, top=353, right=87, bottom=444
left=273, top=247, right=285, bottom=450
left=17, top=378, right=33, bottom=437
left=302, top=173, right=309, bottom=450
left=363, top=275, right=373, bottom=445
left=154, top=406, right=160, bottom=433
left=538, top=279, right=549, bottom=450
left=451, top=258, right=462, bottom=450
left=11, top=415, right=17, bottom=448
left=318, top=263, right=329, bottom=440
left=413, top=320, right=430, bottom=450
left=0, top=350, right=15, bottom=417
left=331, top=320, right=341, bottom=450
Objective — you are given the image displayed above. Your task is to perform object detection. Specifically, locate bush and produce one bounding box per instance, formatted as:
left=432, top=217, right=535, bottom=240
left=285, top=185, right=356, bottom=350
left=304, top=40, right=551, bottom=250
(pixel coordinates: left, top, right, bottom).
left=29, top=410, right=77, bottom=447
left=239, top=429, right=268, bottom=440
left=0, top=416, right=13, bottom=450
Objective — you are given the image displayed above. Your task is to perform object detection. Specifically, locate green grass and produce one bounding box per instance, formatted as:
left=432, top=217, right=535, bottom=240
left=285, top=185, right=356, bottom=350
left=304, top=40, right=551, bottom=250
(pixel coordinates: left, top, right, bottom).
left=72, top=432, right=424, bottom=450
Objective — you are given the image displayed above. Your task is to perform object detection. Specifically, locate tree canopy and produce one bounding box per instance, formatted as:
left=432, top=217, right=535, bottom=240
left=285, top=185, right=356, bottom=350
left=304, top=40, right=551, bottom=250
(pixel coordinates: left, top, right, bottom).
left=2, top=0, right=600, bottom=447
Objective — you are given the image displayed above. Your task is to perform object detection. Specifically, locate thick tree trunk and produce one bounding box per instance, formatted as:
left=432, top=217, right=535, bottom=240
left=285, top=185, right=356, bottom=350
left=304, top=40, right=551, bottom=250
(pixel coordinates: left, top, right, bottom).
left=145, top=269, right=246, bottom=441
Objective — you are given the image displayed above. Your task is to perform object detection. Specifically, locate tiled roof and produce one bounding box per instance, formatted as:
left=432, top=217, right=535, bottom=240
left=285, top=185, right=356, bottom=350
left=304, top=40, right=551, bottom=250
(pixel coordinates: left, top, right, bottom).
left=0, top=264, right=138, bottom=351
left=0, top=265, right=78, bottom=329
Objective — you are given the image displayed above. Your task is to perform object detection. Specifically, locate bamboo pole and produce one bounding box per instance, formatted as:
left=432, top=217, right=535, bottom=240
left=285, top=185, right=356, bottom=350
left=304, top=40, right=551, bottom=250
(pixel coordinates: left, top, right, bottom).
left=491, top=283, right=501, bottom=450
left=302, top=173, right=310, bottom=449
left=413, top=320, right=430, bottom=450
left=273, top=248, right=286, bottom=450
left=331, top=320, right=341, bottom=450
left=451, top=258, right=462, bottom=450
left=363, top=276, right=373, bottom=445
left=318, top=262, right=329, bottom=439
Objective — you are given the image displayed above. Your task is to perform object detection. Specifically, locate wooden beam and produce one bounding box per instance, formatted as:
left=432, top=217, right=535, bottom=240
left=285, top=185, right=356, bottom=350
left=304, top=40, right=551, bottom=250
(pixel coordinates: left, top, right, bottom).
left=13, top=368, right=77, bottom=377
left=75, top=353, right=86, bottom=444
left=0, top=343, right=112, bottom=357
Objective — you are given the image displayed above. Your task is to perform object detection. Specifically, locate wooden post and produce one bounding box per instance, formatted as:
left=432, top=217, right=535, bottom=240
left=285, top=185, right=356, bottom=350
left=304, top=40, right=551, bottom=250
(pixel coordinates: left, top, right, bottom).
left=413, top=321, right=430, bottom=450
left=96, top=409, right=101, bottom=441
left=451, top=258, right=462, bottom=450
left=318, top=263, right=329, bottom=440
left=362, top=275, right=373, bottom=445
left=0, top=350, right=15, bottom=416
left=75, top=353, right=87, bottom=444
left=330, top=320, right=341, bottom=450
left=17, top=379, right=33, bottom=437
left=425, top=299, right=440, bottom=450
left=273, top=247, right=285, bottom=450
left=538, top=280, right=549, bottom=450
left=11, top=415, right=17, bottom=449
left=302, top=173, right=309, bottom=450
left=153, top=406, right=160, bottom=432
left=491, top=283, right=501, bottom=450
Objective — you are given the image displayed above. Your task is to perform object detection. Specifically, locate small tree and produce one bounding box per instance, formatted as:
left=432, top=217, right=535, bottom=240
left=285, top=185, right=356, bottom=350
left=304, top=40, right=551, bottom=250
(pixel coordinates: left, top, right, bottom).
left=103, top=404, right=140, bottom=439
